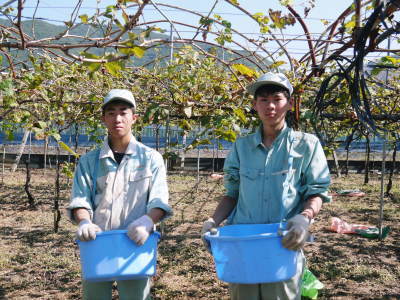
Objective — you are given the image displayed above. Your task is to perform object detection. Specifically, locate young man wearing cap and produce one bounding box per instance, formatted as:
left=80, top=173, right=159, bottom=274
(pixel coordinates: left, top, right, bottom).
left=68, top=89, right=172, bottom=300
left=202, top=73, right=331, bottom=300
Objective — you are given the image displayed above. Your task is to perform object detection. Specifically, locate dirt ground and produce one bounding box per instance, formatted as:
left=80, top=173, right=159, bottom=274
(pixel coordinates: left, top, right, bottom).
left=0, top=167, right=399, bottom=299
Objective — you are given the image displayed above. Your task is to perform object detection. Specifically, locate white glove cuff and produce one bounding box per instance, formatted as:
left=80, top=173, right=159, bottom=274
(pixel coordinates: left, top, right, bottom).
left=299, top=213, right=312, bottom=225
left=202, top=217, right=217, bottom=236
left=136, top=215, right=154, bottom=231
left=289, top=214, right=311, bottom=228
left=206, top=217, right=216, bottom=226
left=78, top=219, right=92, bottom=226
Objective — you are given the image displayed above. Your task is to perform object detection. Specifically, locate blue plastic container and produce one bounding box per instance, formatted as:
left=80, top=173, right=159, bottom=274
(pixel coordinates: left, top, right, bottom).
left=204, top=223, right=299, bottom=284
left=77, top=230, right=160, bottom=282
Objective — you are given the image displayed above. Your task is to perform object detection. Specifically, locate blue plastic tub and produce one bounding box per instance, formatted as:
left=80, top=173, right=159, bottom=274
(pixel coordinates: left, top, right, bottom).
left=77, top=230, right=160, bottom=282
left=204, top=223, right=299, bottom=284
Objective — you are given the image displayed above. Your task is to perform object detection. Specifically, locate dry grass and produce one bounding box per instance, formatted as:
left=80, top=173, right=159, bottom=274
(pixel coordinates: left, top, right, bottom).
left=0, top=168, right=399, bottom=299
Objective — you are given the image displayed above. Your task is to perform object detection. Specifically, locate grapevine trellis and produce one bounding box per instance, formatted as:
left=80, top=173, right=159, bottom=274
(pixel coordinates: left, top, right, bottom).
left=312, top=0, right=400, bottom=238
left=313, top=0, right=399, bottom=177
left=0, top=0, right=399, bottom=233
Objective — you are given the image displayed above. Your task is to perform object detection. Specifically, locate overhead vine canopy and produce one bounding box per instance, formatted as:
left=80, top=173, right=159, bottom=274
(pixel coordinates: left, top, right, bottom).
left=0, top=1, right=398, bottom=77
left=0, top=0, right=399, bottom=141
left=313, top=0, right=400, bottom=136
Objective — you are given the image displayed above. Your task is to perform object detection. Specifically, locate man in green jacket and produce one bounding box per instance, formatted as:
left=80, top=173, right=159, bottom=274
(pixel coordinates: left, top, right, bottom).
left=202, top=73, right=331, bottom=300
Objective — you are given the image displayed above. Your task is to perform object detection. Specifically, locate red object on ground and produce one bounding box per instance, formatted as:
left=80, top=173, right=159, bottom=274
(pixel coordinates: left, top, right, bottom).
left=210, top=173, right=224, bottom=180
left=329, top=217, right=370, bottom=234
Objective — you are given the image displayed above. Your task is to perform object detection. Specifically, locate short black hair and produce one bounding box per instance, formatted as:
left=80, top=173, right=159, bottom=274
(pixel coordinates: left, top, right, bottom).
left=102, top=99, right=135, bottom=115
left=254, top=84, right=290, bottom=100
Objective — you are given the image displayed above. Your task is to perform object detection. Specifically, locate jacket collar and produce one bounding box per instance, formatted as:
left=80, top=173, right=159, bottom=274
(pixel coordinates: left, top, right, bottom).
left=251, top=123, right=290, bottom=149
left=99, top=134, right=137, bottom=159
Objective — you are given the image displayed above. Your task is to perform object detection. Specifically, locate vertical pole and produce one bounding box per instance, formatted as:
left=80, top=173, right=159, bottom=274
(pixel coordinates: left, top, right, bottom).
left=212, top=132, right=216, bottom=172
left=197, top=127, right=200, bottom=185
left=385, top=37, right=391, bottom=83
left=294, top=94, right=301, bottom=130
left=332, top=149, right=341, bottom=178
left=11, top=130, right=29, bottom=172
left=54, top=144, right=61, bottom=233
left=169, top=24, right=174, bottom=62
left=155, top=125, right=160, bottom=151
left=165, top=113, right=170, bottom=170
left=197, top=146, right=200, bottom=184
left=379, top=37, right=391, bottom=239
left=68, top=133, right=72, bottom=164
left=28, top=131, right=32, bottom=162
left=180, top=132, right=186, bottom=172
left=2, top=145, right=5, bottom=184
left=48, top=137, right=52, bottom=170
left=379, top=131, right=386, bottom=239
left=74, top=123, right=79, bottom=153
left=44, top=136, right=48, bottom=172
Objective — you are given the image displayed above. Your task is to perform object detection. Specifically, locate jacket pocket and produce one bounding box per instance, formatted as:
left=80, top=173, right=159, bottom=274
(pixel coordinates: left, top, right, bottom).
left=127, top=168, right=152, bottom=200
left=129, top=168, right=152, bottom=182
left=239, top=167, right=260, bottom=180
left=239, top=167, right=262, bottom=197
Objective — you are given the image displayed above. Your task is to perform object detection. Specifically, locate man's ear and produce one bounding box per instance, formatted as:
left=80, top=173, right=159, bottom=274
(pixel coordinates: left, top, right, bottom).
left=252, top=98, right=257, bottom=111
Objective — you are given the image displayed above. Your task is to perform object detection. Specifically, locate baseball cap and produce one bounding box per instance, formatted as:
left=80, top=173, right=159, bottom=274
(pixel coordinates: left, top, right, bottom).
left=102, top=89, right=136, bottom=109
left=246, top=72, right=293, bottom=96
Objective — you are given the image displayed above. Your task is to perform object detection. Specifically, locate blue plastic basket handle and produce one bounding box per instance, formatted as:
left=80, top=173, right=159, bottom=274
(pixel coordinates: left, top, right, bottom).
left=204, top=231, right=280, bottom=241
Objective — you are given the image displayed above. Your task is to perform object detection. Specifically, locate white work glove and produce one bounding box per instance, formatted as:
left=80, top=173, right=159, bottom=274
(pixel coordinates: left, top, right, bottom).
left=127, top=215, right=154, bottom=245
left=76, top=219, right=102, bottom=241
left=201, top=217, right=218, bottom=252
left=281, top=214, right=310, bottom=250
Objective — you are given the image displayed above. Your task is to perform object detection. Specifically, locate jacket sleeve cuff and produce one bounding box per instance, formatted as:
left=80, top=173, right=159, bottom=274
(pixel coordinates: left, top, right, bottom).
left=67, top=198, right=94, bottom=224
left=147, top=201, right=173, bottom=221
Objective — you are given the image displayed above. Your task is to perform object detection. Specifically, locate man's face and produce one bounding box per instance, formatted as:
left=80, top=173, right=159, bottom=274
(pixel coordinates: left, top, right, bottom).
left=101, top=102, right=137, bottom=139
left=253, top=91, right=293, bottom=127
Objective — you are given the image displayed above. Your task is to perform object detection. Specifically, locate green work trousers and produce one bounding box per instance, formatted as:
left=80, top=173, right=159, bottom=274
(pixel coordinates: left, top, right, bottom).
left=82, top=277, right=150, bottom=300
left=229, top=253, right=305, bottom=300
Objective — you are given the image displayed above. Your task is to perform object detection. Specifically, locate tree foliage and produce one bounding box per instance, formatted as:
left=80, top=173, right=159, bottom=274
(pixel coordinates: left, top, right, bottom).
left=0, top=0, right=399, bottom=150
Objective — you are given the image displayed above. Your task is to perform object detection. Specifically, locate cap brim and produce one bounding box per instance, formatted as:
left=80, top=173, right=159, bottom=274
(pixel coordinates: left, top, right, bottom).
left=247, top=81, right=290, bottom=96
left=102, top=97, right=135, bottom=109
